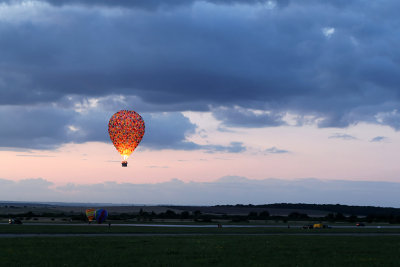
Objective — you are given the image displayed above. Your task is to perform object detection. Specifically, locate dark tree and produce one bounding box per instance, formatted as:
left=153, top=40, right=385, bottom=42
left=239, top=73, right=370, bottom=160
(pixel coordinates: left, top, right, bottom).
left=259, top=211, right=270, bottom=219
left=180, top=211, right=190, bottom=219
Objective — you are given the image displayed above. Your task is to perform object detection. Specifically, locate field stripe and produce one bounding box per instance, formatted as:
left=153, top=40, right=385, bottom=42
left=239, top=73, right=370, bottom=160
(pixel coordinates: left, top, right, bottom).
left=2, top=232, right=400, bottom=238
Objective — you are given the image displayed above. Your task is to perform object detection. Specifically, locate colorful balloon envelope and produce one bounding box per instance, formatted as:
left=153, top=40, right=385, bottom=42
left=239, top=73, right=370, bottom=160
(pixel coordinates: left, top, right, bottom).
left=85, top=208, right=96, bottom=222
left=95, top=209, right=108, bottom=224
left=108, top=110, right=145, bottom=167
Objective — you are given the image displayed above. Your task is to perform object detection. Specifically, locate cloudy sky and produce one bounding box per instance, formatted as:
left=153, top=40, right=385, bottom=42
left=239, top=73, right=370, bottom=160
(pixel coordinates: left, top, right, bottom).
left=1, top=0, right=400, bottom=206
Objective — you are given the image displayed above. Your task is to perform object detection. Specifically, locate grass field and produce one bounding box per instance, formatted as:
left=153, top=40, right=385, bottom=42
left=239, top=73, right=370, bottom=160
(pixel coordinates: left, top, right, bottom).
left=2, top=224, right=400, bottom=235
left=1, top=235, right=400, bottom=266
left=1, top=224, right=400, bottom=266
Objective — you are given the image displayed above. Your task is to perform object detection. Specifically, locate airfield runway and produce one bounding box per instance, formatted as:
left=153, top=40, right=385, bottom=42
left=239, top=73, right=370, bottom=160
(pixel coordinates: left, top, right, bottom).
left=2, top=222, right=400, bottom=229
left=2, top=222, right=400, bottom=238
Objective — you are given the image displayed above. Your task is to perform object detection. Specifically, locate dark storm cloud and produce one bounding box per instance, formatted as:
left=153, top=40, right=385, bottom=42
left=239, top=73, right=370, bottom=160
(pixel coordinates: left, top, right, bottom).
left=0, top=103, right=246, bottom=152
left=375, top=110, right=400, bottom=130
left=0, top=104, right=199, bottom=150
left=1, top=0, right=400, bottom=149
left=212, top=107, right=286, bottom=127
left=0, top=106, right=74, bottom=149
left=140, top=113, right=199, bottom=150
left=142, top=113, right=246, bottom=152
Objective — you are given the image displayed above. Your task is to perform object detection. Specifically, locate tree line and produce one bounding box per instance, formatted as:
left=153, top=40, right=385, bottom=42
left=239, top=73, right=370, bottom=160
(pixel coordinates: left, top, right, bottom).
left=4, top=208, right=400, bottom=223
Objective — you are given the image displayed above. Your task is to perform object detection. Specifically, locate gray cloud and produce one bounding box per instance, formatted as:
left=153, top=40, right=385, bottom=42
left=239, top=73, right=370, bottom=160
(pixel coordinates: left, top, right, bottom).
left=0, top=103, right=247, bottom=153
left=1, top=176, right=400, bottom=207
left=0, top=104, right=199, bottom=150
left=203, top=141, right=246, bottom=153
left=1, top=0, right=400, bottom=149
left=0, top=105, right=74, bottom=149
left=375, top=110, right=400, bottom=130
left=212, top=107, right=286, bottom=128
left=265, top=146, right=289, bottom=154
left=3, top=0, right=289, bottom=10
left=328, top=133, right=357, bottom=140
left=140, top=113, right=199, bottom=150
left=370, top=136, right=388, bottom=143
left=0, top=178, right=58, bottom=202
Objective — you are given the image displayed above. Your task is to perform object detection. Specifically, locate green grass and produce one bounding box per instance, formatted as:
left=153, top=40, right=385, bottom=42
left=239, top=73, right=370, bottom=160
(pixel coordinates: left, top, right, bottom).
left=1, top=235, right=400, bottom=266
left=1, top=224, right=400, bottom=235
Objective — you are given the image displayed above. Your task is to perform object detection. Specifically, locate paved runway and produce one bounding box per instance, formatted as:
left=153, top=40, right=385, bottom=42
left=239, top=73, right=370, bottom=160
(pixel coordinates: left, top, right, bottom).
left=2, top=222, right=400, bottom=238
left=2, top=222, right=400, bottom=229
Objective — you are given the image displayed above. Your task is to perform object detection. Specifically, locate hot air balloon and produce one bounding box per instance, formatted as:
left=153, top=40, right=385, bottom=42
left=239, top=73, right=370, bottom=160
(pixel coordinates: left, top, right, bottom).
left=85, top=208, right=96, bottom=223
left=108, top=110, right=145, bottom=167
left=95, top=209, right=108, bottom=224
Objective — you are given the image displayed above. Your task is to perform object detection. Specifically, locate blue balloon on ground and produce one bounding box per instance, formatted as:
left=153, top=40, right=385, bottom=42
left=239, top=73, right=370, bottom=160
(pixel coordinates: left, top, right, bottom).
left=95, top=209, right=108, bottom=224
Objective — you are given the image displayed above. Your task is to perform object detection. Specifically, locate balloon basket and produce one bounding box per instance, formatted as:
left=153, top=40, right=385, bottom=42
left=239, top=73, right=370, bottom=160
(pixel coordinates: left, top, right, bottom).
left=122, top=161, right=128, bottom=167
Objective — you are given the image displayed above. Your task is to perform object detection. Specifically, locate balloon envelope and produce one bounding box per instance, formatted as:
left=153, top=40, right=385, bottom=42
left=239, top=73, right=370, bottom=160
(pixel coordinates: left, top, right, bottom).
left=85, top=208, right=96, bottom=222
left=108, top=110, right=145, bottom=162
left=95, top=209, right=108, bottom=224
